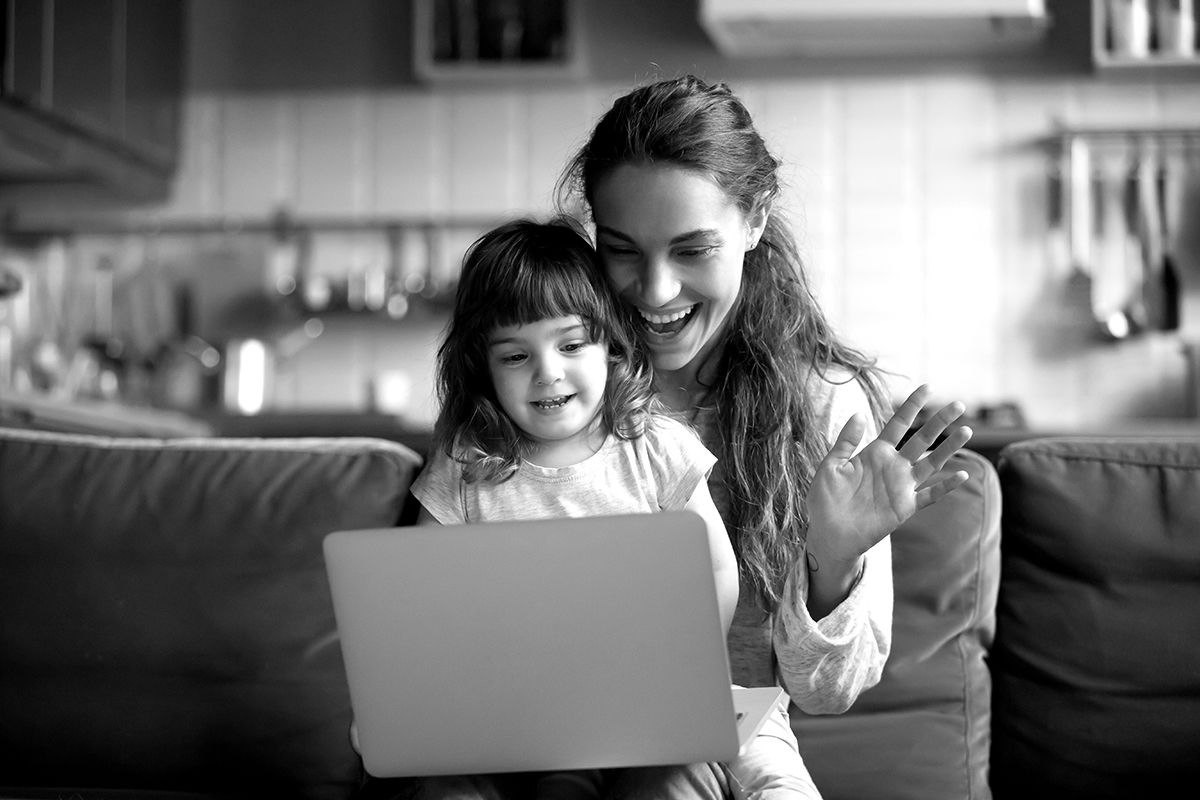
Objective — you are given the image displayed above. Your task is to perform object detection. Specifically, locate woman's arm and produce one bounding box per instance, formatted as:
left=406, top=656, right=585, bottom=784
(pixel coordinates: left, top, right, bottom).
left=683, top=480, right=739, bottom=636
left=804, top=384, right=970, bottom=618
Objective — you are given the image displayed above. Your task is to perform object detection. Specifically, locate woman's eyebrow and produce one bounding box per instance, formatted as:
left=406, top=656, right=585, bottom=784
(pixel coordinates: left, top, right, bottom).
left=595, top=225, right=632, bottom=242
left=670, top=229, right=721, bottom=244
left=595, top=226, right=721, bottom=244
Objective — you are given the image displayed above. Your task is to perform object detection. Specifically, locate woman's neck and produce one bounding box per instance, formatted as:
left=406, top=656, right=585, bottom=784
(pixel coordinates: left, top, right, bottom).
left=654, top=344, right=723, bottom=413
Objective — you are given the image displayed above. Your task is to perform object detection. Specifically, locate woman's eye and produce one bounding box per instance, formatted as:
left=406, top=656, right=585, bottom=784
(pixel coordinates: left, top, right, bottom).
left=600, top=243, right=637, bottom=258
left=678, top=245, right=717, bottom=258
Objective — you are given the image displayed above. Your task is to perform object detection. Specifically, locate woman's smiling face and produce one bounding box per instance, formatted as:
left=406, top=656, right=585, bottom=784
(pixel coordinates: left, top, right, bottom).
left=591, top=163, right=765, bottom=377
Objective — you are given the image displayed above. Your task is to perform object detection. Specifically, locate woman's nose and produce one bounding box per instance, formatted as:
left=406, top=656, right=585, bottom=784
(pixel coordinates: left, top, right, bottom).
left=638, top=258, right=680, bottom=308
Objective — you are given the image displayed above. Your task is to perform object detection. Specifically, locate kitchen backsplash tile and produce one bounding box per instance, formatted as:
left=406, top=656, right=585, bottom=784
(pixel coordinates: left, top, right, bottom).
left=7, top=74, right=1200, bottom=428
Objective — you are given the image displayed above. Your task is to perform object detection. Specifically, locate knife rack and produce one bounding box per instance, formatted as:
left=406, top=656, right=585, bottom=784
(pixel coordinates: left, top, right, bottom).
left=1046, top=125, right=1200, bottom=340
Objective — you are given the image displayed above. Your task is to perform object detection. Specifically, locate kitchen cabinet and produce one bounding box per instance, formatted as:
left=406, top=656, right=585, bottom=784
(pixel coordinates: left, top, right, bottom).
left=411, top=0, right=584, bottom=83
left=0, top=0, right=184, bottom=203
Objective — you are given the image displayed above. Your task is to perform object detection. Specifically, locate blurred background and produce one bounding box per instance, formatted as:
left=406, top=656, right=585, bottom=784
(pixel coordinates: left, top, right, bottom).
left=2, top=0, right=1199, bottom=453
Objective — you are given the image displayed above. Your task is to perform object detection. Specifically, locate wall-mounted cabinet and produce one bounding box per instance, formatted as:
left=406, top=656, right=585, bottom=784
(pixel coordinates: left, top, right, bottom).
left=1092, top=0, right=1199, bottom=69
left=0, top=0, right=184, bottom=204
left=411, top=0, right=584, bottom=83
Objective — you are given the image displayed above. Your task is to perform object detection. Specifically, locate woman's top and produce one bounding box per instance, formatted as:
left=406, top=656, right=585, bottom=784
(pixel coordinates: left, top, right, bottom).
left=411, top=414, right=716, bottom=524
left=691, top=372, right=893, bottom=713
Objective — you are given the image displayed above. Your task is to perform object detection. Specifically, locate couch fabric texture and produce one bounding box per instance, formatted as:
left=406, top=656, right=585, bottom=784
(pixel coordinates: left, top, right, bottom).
left=0, top=428, right=422, bottom=799
left=990, top=437, right=1200, bottom=799
left=5, top=426, right=1196, bottom=800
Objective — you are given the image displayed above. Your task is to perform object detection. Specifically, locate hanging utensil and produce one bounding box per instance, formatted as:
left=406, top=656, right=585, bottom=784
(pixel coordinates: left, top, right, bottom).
left=1135, top=138, right=1171, bottom=331
left=1162, top=141, right=1197, bottom=334
left=1064, top=136, right=1096, bottom=323
left=1093, top=146, right=1136, bottom=339
left=1119, top=140, right=1149, bottom=334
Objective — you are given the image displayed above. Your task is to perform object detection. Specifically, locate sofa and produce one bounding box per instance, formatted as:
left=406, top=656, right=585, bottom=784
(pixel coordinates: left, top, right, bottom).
left=1, top=426, right=1198, bottom=799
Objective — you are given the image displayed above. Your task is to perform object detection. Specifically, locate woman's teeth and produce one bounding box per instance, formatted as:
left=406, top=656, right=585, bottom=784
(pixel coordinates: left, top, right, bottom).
left=641, top=305, right=695, bottom=335
left=534, top=395, right=571, bottom=409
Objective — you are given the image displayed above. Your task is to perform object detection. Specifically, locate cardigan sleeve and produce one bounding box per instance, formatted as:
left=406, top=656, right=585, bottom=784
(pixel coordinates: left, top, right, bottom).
left=771, top=374, right=894, bottom=712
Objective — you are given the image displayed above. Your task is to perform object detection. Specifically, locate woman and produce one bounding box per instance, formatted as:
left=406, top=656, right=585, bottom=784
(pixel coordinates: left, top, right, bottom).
left=557, top=74, right=971, bottom=724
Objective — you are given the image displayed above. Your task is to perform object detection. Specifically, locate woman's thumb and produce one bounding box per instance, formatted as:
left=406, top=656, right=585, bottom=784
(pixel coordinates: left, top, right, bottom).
left=825, top=413, right=867, bottom=462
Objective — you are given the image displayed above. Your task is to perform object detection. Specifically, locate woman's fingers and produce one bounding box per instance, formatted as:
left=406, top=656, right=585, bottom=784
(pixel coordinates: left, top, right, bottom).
left=915, top=469, right=971, bottom=509
left=897, top=398, right=967, bottom=463
left=913, top=424, right=973, bottom=487
left=877, top=384, right=934, bottom=446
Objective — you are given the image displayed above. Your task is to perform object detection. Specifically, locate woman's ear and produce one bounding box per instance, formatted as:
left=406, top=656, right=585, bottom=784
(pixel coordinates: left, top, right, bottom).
left=744, top=202, right=771, bottom=251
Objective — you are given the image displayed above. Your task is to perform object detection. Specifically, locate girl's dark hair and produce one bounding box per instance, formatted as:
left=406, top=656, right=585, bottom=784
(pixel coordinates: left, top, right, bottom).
left=435, top=217, right=658, bottom=483
left=558, top=75, right=891, bottom=612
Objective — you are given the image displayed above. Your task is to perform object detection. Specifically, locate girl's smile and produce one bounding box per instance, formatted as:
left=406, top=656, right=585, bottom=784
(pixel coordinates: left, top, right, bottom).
left=487, top=315, right=609, bottom=467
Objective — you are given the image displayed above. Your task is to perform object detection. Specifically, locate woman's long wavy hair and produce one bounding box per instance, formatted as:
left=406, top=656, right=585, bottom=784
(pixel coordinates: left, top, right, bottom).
left=558, top=75, right=891, bottom=612
left=435, top=218, right=659, bottom=484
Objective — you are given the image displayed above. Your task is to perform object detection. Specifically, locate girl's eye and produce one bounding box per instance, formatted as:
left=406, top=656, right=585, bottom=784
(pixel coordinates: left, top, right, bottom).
left=562, top=341, right=588, bottom=354
left=498, top=353, right=526, bottom=365
left=678, top=245, right=717, bottom=258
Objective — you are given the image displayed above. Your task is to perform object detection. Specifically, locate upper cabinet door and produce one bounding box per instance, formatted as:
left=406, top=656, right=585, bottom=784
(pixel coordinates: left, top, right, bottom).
left=0, top=0, right=183, bottom=202
left=51, top=0, right=121, bottom=138
left=123, top=0, right=184, bottom=164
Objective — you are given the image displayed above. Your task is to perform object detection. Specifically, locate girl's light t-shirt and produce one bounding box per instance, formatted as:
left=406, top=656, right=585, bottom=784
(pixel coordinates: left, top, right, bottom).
left=411, top=415, right=716, bottom=525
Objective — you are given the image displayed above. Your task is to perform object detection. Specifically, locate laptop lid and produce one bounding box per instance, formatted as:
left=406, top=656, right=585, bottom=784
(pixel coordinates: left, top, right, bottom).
left=323, top=510, right=752, bottom=778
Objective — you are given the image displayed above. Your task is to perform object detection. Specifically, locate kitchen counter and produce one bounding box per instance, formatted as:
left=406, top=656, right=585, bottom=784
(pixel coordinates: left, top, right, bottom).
left=0, top=391, right=214, bottom=438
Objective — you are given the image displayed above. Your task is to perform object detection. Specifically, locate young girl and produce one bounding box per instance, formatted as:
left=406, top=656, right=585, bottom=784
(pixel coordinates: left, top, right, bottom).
left=403, top=217, right=821, bottom=800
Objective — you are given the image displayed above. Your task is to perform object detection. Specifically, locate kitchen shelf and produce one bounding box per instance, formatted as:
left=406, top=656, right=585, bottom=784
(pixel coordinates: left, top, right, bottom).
left=1, top=212, right=505, bottom=239
left=1092, top=0, right=1200, bottom=70
left=411, top=0, right=584, bottom=83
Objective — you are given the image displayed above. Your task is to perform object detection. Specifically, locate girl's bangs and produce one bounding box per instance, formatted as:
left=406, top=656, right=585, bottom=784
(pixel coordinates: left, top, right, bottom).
left=491, top=262, right=606, bottom=335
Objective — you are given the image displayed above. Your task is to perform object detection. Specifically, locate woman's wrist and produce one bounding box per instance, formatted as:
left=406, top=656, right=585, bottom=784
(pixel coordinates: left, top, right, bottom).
left=803, top=538, right=865, bottom=620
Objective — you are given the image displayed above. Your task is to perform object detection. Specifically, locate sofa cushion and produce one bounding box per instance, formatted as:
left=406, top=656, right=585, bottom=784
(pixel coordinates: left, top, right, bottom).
left=0, top=428, right=422, bottom=799
left=991, top=437, right=1200, bottom=799
left=791, top=448, right=1001, bottom=800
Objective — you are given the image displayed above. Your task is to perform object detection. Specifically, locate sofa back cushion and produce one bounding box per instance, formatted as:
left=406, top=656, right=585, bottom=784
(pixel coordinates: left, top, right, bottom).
left=991, top=437, right=1200, bottom=798
left=791, top=448, right=1002, bottom=800
left=0, top=428, right=422, bottom=799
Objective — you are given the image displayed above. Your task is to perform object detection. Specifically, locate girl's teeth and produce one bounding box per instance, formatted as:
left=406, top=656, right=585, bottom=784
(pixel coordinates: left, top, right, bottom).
left=535, top=396, right=570, bottom=409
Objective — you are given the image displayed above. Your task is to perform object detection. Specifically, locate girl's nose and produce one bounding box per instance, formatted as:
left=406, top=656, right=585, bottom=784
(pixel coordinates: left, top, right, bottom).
left=533, top=355, right=564, bottom=386
left=638, top=258, right=680, bottom=308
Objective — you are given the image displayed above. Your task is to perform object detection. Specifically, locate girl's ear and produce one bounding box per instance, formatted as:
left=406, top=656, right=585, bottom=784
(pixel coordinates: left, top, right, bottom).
left=744, top=201, right=771, bottom=252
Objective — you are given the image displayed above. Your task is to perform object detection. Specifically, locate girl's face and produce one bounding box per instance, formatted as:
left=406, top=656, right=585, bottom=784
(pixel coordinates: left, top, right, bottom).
left=487, top=314, right=609, bottom=466
left=591, top=163, right=767, bottom=378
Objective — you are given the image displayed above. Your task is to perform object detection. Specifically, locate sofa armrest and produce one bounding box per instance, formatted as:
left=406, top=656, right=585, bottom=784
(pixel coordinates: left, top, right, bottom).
left=990, top=437, right=1200, bottom=798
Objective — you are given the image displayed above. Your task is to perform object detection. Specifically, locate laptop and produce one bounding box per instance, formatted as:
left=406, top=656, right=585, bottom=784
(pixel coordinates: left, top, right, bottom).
left=323, top=510, right=786, bottom=778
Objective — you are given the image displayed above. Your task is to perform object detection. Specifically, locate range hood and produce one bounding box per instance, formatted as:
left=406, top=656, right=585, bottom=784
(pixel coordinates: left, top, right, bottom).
left=699, top=0, right=1049, bottom=57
